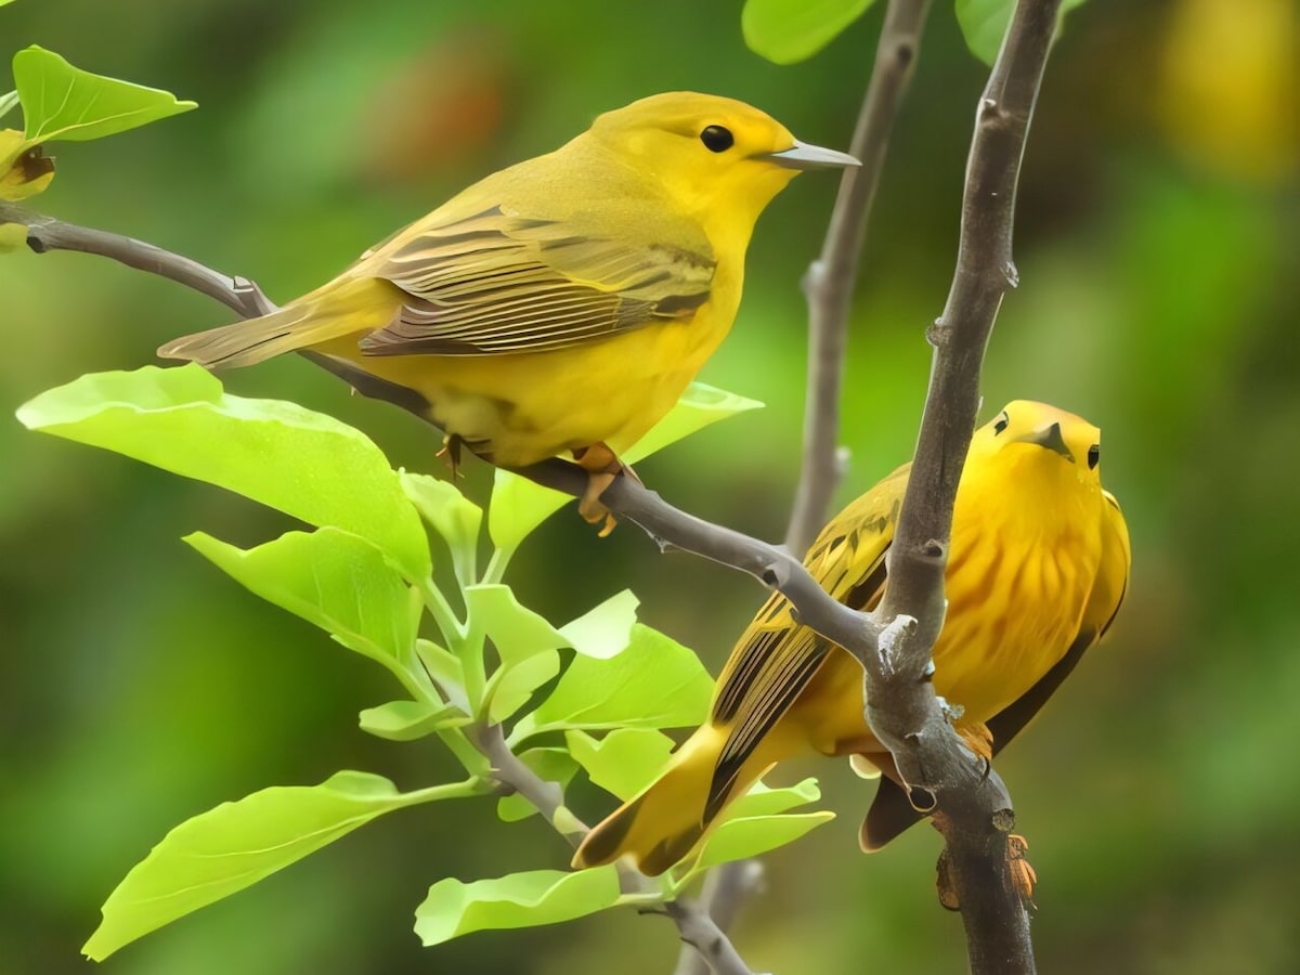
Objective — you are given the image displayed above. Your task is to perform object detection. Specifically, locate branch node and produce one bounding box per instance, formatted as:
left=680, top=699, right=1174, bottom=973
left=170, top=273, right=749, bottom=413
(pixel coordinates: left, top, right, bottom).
left=908, top=786, right=938, bottom=813
left=991, top=808, right=1017, bottom=834
left=1003, top=260, right=1020, bottom=288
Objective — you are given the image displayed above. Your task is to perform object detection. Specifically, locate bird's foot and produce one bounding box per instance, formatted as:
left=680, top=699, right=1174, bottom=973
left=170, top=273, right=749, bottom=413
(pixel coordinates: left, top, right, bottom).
left=934, top=832, right=1037, bottom=911
left=1007, top=833, right=1037, bottom=904
left=437, top=434, right=465, bottom=479
left=958, top=722, right=995, bottom=765
left=573, top=442, right=630, bottom=537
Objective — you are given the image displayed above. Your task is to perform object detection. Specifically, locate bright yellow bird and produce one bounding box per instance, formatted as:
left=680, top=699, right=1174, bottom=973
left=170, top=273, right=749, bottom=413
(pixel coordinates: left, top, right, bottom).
left=159, top=92, right=856, bottom=524
left=575, top=401, right=1131, bottom=875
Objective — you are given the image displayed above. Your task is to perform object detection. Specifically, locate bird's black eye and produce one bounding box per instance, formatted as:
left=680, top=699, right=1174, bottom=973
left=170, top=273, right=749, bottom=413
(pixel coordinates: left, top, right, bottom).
left=700, top=125, right=734, bottom=153
left=993, top=413, right=1009, bottom=435
left=1087, top=444, right=1100, bottom=469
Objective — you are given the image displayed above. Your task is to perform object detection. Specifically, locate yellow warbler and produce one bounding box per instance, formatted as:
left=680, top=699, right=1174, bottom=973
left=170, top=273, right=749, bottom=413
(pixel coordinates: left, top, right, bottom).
left=575, top=401, right=1131, bottom=875
left=159, top=92, right=856, bottom=524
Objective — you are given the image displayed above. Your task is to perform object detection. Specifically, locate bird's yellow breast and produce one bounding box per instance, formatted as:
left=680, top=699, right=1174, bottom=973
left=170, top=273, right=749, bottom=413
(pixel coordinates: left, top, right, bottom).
left=322, top=279, right=739, bottom=468
left=789, top=456, right=1106, bottom=757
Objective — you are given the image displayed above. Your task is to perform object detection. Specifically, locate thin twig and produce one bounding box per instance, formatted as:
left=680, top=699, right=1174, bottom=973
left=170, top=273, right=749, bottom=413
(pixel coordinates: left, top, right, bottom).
left=671, top=861, right=765, bottom=975
left=786, top=0, right=932, bottom=555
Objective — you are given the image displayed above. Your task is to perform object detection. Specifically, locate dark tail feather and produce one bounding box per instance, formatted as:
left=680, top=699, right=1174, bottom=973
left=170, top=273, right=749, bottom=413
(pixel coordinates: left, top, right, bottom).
left=860, top=775, right=925, bottom=851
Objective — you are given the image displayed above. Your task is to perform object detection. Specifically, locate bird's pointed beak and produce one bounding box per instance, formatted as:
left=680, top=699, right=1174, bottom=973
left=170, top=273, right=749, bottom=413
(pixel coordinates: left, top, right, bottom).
left=762, top=140, right=860, bottom=170
left=1014, top=421, right=1075, bottom=462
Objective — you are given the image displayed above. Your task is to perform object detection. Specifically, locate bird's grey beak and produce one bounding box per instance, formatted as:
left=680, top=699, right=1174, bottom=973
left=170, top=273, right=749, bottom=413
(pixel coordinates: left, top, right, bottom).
left=1015, top=421, right=1074, bottom=462
left=763, top=140, right=860, bottom=170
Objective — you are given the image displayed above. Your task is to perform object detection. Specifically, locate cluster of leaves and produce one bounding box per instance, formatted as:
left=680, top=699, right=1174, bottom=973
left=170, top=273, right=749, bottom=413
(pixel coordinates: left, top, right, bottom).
left=0, top=45, right=195, bottom=208
left=17, top=365, right=833, bottom=960
left=740, top=0, right=1088, bottom=65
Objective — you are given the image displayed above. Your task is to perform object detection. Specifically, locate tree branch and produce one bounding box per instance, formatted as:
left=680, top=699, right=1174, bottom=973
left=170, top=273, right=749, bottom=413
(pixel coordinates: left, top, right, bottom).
left=852, top=2, right=1065, bottom=973
left=786, top=0, right=932, bottom=555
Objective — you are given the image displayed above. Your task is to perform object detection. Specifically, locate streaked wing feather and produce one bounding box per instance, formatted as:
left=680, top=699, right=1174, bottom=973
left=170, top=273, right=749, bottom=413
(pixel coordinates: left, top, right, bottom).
left=706, top=465, right=910, bottom=811
left=357, top=206, right=715, bottom=356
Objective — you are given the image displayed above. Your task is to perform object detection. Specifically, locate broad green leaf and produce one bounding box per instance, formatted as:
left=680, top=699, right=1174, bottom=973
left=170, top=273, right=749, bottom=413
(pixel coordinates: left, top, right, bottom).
left=955, top=0, right=1090, bottom=66
left=488, top=382, right=763, bottom=550
left=417, top=638, right=467, bottom=708
left=487, top=650, right=560, bottom=723
left=496, top=748, right=579, bottom=822
left=511, top=624, right=711, bottom=741
left=85, top=772, right=477, bottom=960
left=359, top=700, right=469, bottom=741
left=565, top=728, right=676, bottom=801
left=185, top=528, right=420, bottom=665
left=17, top=366, right=430, bottom=578
left=414, top=867, right=621, bottom=946
left=400, top=471, right=482, bottom=585
left=559, top=590, right=639, bottom=659
left=725, top=777, right=822, bottom=820
left=742, top=0, right=877, bottom=65
left=692, top=812, right=835, bottom=873
left=465, top=585, right=567, bottom=664
left=13, top=46, right=196, bottom=143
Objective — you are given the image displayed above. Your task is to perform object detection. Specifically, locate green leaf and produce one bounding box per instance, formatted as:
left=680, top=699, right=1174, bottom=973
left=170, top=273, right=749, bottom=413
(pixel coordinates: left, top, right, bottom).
left=511, top=624, right=712, bottom=742
left=559, top=590, right=639, bottom=659
left=17, top=365, right=431, bottom=579
left=488, top=382, right=763, bottom=550
left=955, top=0, right=1089, bottom=66
left=400, top=471, right=482, bottom=586
left=692, top=811, right=835, bottom=873
left=565, top=729, right=676, bottom=801
left=496, top=749, right=579, bottom=822
left=487, top=650, right=561, bottom=723
left=724, top=777, right=822, bottom=820
left=742, top=0, right=877, bottom=65
left=184, top=528, right=420, bottom=666
left=465, top=585, right=568, bottom=664
left=0, top=91, right=18, bottom=122
left=414, top=867, right=621, bottom=946
left=84, top=772, right=477, bottom=960
left=417, top=638, right=467, bottom=707
left=359, top=700, right=469, bottom=741
left=13, top=46, right=196, bottom=144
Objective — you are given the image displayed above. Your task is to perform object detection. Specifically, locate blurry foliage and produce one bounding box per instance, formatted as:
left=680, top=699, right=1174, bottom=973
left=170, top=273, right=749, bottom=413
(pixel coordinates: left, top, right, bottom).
left=1, top=0, right=1299, bottom=973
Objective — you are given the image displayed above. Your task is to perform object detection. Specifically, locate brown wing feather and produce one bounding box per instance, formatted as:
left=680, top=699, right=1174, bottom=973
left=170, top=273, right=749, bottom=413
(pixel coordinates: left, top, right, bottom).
left=705, top=465, right=909, bottom=815
left=357, top=206, right=716, bottom=357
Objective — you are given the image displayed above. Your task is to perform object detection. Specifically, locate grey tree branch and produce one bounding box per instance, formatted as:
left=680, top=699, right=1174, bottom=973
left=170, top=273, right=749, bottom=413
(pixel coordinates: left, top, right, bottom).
left=786, top=0, right=932, bottom=556
left=855, top=2, right=1065, bottom=973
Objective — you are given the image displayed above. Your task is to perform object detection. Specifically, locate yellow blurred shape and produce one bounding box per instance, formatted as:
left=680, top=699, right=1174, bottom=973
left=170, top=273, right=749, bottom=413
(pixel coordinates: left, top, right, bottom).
left=1159, top=0, right=1298, bottom=181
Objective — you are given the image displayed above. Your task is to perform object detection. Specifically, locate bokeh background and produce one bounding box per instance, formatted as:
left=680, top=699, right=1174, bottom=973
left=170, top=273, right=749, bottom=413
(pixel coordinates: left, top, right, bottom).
left=2, top=0, right=1298, bottom=972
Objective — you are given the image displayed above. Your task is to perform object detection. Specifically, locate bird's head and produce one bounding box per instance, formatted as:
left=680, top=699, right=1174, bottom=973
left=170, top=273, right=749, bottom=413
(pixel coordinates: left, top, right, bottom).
left=972, top=400, right=1104, bottom=485
left=585, top=91, right=857, bottom=243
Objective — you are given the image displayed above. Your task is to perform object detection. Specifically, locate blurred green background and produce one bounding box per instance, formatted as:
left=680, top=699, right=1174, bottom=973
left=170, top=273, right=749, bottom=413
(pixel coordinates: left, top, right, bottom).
left=3, top=0, right=1298, bottom=972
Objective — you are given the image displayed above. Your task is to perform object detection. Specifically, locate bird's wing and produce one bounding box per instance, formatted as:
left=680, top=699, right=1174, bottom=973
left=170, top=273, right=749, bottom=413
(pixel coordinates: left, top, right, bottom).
left=862, top=489, right=1132, bottom=850
left=705, top=465, right=909, bottom=818
left=355, top=205, right=716, bottom=357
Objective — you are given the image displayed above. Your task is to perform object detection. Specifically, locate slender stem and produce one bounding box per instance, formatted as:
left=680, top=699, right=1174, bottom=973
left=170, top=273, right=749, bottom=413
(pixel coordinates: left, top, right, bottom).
left=671, top=860, right=765, bottom=975
left=785, top=0, right=932, bottom=556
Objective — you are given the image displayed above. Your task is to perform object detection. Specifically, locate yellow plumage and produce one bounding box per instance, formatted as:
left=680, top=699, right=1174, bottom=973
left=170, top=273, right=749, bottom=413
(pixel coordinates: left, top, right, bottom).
left=158, top=92, right=856, bottom=520
left=575, top=401, right=1131, bottom=875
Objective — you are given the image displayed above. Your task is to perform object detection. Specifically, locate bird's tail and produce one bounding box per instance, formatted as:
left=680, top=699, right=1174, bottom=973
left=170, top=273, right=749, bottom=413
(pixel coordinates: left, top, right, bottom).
left=574, top=726, right=776, bottom=877
left=158, top=277, right=402, bottom=369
